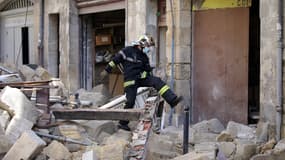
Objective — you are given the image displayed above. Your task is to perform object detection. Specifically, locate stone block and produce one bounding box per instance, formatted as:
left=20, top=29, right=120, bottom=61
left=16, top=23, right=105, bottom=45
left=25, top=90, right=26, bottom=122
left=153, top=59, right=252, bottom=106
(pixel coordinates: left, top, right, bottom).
left=93, top=139, right=128, bottom=160
left=58, top=124, right=83, bottom=140
left=42, top=140, right=72, bottom=160
left=194, top=142, right=217, bottom=153
left=218, top=142, right=236, bottom=158
left=35, top=66, right=52, bottom=80
left=5, top=117, right=33, bottom=143
left=0, top=135, right=13, bottom=154
left=79, top=120, right=116, bottom=143
left=216, top=131, right=234, bottom=142
left=0, top=86, right=40, bottom=123
left=103, top=129, right=132, bottom=145
left=3, top=130, right=46, bottom=160
left=82, top=150, right=97, bottom=160
left=190, top=132, right=218, bottom=144
left=193, top=118, right=225, bottom=134
left=18, top=65, right=36, bottom=81
left=226, top=121, right=256, bottom=139
left=234, top=139, right=257, bottom=160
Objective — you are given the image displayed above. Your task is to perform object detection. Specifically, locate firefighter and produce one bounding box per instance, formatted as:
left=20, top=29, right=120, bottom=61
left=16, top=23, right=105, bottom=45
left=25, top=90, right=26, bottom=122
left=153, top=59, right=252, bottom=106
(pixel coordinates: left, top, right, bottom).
left=100, top=34, right=183, bottom=131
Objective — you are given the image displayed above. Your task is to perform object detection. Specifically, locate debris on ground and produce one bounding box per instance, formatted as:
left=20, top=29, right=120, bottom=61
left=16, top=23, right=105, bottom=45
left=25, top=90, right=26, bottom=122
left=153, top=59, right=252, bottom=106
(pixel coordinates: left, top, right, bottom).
left=0, top=63, right=285, bottom=160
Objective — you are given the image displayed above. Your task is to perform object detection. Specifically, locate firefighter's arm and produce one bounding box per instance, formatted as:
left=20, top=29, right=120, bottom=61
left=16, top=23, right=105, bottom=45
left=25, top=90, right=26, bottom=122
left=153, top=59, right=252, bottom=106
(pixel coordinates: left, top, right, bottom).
left=104, top=50, right=124, bottom=73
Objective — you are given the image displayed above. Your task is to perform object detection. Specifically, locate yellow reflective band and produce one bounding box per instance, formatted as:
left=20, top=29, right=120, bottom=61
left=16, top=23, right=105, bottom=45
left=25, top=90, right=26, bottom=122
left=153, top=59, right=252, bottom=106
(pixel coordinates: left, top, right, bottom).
left=159, top=85, right=170, bottom=95
left=108, top=61, right=116, bottom=68
left=124, top=80, right=135, bottom=87
left=141, top=71, right=147, bottom=79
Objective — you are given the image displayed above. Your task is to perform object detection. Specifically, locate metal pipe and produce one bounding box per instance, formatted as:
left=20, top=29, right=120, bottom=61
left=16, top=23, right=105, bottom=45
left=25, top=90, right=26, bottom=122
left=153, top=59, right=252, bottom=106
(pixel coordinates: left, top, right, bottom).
left=276, top=0, right=284, bottom=141
left=35, top=131, right=92, bottom=146
left=38, top=0, right=44, bottom=66
left=168, top=0, right=175, bottom=126
left=190, top=0, right=194, bottom=125
left=183, top=105, right=189, bottom=154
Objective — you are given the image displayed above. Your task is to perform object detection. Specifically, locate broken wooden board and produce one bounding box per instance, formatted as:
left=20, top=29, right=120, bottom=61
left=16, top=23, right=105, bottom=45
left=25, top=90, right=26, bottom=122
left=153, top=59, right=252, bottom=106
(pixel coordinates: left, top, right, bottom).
left=53, top=109, right=143, bottom=121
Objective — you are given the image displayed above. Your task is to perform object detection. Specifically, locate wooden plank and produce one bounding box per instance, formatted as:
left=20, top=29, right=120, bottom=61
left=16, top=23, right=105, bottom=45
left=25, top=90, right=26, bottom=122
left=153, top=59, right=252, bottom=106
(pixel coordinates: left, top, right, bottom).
left=53, top=109, right=142, bottom=121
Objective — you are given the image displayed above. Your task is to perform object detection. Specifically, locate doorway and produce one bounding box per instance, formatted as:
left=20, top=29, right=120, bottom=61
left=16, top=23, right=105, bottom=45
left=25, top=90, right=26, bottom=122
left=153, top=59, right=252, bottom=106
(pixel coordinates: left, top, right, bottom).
left=248, top=0, right=260, bottom=124
left=80, top=9, right=125, bottom=96
left=21, top=27, right=29, bottom=64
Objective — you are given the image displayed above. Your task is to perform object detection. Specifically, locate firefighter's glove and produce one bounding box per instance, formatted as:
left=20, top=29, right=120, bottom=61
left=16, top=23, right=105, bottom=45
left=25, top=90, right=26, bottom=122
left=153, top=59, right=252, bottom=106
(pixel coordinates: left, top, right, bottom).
left=100, top=70, right=108, bottom=82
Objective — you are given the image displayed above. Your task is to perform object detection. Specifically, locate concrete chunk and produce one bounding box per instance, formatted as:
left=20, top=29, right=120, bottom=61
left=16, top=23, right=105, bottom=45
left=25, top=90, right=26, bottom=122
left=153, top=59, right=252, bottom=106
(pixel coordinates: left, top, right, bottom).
left=5, top=117, right=33, bottom=143
left=3, top=130, right=46, bottom=160
left=42, top=140, right=72, bottom=160
left=0, top=86, right=40, bottom=123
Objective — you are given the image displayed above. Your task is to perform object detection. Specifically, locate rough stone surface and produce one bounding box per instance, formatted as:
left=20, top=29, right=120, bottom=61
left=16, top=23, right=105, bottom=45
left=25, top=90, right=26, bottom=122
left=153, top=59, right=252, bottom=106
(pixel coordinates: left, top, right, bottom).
left=0, top=135, right=12, bottom=154
left=3, top=130, right=46, bottom=160
left=226, top=121, right=256, bottom=139
left=79, top=120, right=116, bottom=143
left=42, top=140, right=72, bottom=160
left=234, top=139, right=258, bottom=160
left=0, top=86, right=40, bottom=123
left=49, top=79, right=68, bottom=97
left=216, top=131, right=234, bottom=142
left=193, top=118, right=225, bottom=134
left=218, top=142, right=236, bottom=158
left=250, top=151, right=285, bottom=160
left=5, top=117, right=33, bottom=143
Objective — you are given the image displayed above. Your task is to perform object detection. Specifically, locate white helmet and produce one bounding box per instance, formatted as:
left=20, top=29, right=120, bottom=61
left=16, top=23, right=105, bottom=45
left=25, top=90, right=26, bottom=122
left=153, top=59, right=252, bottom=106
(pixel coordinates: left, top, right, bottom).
left=132, top=34, right=155, bottom=47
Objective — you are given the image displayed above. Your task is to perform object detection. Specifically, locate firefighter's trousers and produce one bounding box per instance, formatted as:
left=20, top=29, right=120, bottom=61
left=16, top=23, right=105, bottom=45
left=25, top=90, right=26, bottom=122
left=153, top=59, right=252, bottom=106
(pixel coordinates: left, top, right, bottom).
left=119, top=75, right=177, bottom=126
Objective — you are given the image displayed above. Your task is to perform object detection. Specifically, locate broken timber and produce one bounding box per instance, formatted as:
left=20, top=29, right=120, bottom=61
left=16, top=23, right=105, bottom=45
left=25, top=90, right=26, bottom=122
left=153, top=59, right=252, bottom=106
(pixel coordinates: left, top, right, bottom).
left=53, top=109, right=143, bottom=121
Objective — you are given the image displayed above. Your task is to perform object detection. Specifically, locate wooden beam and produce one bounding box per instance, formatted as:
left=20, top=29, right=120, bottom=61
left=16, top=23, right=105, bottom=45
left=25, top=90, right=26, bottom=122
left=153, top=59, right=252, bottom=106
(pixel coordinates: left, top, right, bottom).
left=53, top=109, right=142, bottom=121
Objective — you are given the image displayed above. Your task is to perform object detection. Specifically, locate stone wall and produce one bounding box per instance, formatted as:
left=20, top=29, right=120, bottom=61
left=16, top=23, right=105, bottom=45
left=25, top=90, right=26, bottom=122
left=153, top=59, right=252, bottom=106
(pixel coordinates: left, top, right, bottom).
left=165, top=0, right=191, bottom=112
left=33, top=0, right=80, bottom=92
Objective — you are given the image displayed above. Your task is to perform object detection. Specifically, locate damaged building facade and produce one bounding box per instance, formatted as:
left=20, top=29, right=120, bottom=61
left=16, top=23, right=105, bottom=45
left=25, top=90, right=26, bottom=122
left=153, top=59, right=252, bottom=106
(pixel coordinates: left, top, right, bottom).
left=0, top=0, right=285, bottom=140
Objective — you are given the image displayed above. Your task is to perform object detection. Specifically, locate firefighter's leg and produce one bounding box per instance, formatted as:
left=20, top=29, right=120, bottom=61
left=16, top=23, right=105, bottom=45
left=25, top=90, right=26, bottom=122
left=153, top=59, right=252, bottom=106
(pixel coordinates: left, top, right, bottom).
left=119, top=81, right=137, bottom=130
left=141, top=76, right=182, bottom=107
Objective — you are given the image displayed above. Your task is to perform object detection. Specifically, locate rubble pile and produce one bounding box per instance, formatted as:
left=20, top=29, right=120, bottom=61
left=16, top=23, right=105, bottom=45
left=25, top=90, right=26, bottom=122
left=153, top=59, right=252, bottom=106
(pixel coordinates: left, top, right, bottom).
left=1, top=64, right=285, bottom=160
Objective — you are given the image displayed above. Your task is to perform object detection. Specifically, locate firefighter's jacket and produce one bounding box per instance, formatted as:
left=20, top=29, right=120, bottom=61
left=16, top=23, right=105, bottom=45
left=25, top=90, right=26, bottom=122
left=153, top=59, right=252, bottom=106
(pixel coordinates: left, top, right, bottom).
left=105, top=46, right=152, bottom=81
